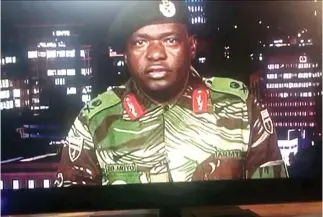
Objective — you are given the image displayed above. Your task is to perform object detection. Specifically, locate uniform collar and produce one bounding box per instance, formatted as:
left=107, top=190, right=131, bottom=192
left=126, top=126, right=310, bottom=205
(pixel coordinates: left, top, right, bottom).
left=122, top=69, right=210, bottom=120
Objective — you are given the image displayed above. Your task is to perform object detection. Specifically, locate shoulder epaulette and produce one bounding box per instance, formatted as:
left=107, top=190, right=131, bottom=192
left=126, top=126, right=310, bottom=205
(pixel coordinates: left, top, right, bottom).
left=204, top=77, right=249, bottom=102
left=80, top=88, right=122, bottom=120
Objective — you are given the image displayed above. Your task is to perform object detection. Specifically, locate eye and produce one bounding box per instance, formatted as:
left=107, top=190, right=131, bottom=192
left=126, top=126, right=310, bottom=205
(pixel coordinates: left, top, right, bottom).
left=165, top=37, right=178, bottom=44
left=134, top=40, right=147, bottom=46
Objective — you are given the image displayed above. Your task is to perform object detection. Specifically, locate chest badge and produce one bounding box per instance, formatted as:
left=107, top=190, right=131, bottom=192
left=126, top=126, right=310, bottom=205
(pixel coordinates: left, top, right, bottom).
left=123, top=93, right=145, bottom=120
left=192, top=88, right=209, bottom=113
left=260, top=109, right=274, bottom=134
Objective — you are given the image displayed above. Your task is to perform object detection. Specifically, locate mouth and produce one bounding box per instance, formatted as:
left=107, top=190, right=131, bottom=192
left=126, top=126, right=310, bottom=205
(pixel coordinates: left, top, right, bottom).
left=146, top=67, right=170, bottom=79
left=147, top=70, right=169, bottom=79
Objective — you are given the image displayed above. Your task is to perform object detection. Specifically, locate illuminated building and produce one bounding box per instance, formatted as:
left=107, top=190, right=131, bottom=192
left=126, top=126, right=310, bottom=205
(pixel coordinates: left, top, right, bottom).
left=265, top=54, right=320, bottom=140
left=24, top=28, right=93, bottom=111
left=251, top=32, right=322, bottom=143
left=0, top=55, right=30, bottom=110
left=185, top=0, right=206, bottom=25
left=1, top=25, right=94, bottom=111
left=0, top=78, right=15, bottom=110
left=1, top=27, right=93, bottom=111
left=0, top=24, right=95, bottom=189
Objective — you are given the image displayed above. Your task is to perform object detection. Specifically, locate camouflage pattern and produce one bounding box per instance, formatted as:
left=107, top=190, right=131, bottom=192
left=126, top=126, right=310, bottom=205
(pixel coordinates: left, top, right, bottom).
left=54, top=71, right=288, bottom=187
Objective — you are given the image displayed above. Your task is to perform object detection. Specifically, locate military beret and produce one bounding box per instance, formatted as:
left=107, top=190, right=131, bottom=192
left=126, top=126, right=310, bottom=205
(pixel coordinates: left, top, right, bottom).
left=108, top=0, right=191, bottom=49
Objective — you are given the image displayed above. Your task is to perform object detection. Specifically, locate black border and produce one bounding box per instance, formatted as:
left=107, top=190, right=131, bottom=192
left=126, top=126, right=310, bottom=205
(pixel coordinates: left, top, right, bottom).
left=1, top=178, right=322, bottom=216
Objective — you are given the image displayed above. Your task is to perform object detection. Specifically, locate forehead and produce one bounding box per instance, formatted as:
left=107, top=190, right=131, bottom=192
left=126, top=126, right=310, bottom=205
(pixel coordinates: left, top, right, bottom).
left=131, top=22, right=187, bottom=37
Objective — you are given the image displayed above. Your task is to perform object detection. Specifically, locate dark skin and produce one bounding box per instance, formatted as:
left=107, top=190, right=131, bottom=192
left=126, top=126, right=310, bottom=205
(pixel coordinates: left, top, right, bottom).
left=125, top=22, right=196, bottom=104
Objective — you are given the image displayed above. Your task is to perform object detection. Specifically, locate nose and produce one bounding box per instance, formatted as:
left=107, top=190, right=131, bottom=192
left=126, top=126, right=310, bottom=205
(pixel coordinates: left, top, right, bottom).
left=146, top=41, right=167, bottom=61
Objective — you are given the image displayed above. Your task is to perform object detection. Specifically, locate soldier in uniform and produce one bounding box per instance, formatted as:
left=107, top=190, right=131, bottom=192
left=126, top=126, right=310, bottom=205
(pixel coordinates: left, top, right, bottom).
left=55, top=0, right=287, bottom=187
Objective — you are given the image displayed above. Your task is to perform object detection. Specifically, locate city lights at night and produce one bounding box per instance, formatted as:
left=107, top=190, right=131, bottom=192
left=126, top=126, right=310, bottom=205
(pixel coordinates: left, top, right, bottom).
left=0, top=0, right=322, bottom=191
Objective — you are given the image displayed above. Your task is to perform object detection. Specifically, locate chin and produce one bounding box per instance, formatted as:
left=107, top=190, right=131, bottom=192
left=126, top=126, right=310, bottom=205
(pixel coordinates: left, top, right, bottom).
left=147, top=80, right=174, bottom=92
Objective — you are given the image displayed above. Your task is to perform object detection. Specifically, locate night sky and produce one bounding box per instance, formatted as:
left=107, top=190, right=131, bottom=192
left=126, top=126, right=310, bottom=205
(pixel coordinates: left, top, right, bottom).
left=1, top=1, right=321, bottom=82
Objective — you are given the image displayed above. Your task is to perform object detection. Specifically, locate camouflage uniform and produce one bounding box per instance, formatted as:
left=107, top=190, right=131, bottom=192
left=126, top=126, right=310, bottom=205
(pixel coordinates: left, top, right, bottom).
left=55, top=0, right=287, bottom=187
left=55, top=69, right=287, bottom=187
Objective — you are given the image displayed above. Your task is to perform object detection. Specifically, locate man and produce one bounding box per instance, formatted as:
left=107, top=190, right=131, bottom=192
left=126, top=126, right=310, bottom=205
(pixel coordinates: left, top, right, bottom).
left=55, top=0, right=287, bottom=187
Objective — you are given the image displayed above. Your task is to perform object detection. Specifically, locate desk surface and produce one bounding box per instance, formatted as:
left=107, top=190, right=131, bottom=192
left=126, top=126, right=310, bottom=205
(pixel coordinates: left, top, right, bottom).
left=6, top=202, right=322, bottom=217
left=186, top=202, right=322, bottom=217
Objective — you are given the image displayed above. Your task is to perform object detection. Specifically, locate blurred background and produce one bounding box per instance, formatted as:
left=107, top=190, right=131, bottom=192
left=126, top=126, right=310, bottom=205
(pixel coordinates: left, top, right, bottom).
left=1, top=0, right=322, bottom=190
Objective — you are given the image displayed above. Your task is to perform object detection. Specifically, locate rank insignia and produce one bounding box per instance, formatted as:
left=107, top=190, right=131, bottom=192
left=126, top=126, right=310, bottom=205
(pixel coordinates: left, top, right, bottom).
left=192, top=87, right=209, bottom=113
left=123, top=93, right=146, bottom=120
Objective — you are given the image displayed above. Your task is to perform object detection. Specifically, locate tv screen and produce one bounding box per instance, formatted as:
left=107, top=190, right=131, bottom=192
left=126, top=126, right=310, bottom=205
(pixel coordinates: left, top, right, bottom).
left=1, top=0, right=322, bottom=190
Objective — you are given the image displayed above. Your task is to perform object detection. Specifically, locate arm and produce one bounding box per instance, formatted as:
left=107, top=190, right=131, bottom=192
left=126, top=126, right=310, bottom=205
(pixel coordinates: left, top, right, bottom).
left=245, top=95, right=288, bottom=179
left=54, top=116, right=102, bottom=187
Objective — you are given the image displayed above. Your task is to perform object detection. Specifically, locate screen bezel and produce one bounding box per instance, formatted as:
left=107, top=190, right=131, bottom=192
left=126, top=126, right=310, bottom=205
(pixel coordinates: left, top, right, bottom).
left=2, top=178, right=321, bottom=216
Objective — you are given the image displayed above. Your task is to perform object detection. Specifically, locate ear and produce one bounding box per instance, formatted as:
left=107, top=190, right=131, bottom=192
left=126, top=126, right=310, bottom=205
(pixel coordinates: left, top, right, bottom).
left=189, top=35, right=197, bottom=60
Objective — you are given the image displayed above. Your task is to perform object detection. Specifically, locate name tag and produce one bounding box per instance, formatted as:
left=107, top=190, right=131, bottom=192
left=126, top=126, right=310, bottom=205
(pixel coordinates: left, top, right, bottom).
left=106, top=164, right=137, bottom=172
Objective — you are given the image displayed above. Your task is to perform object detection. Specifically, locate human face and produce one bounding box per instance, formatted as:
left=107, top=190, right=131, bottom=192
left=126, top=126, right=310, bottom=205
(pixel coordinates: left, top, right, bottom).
left=125, top=23, right=196, bottom=93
